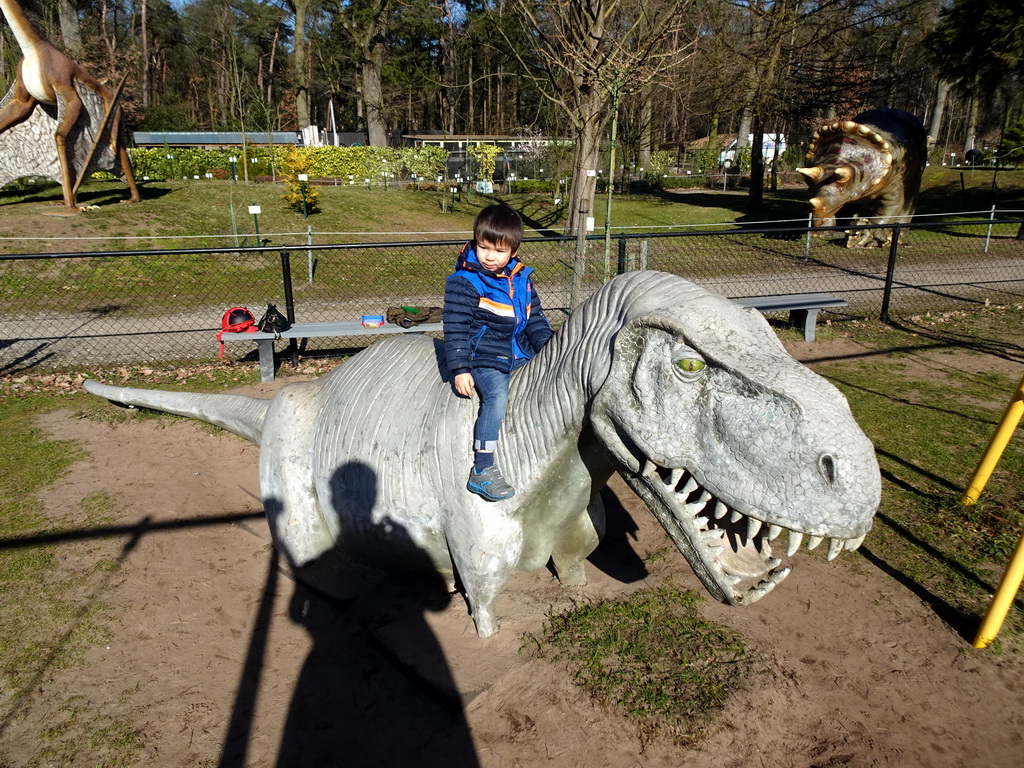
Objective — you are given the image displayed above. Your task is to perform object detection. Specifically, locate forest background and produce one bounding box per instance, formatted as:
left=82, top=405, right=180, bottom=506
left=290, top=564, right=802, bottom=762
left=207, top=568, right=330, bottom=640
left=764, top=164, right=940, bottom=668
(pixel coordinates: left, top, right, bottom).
left=0, top=0, right=1022, bottom=228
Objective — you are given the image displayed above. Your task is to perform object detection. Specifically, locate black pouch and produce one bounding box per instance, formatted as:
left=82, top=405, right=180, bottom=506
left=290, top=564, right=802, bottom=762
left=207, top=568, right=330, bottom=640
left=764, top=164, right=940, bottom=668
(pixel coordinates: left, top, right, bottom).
left=258, top=304, right=291, bottom=336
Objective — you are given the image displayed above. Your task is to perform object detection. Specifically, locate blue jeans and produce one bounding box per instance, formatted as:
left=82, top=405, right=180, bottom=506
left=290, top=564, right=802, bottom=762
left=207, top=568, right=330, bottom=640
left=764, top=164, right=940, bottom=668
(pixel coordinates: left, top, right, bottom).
left=472, top=363, right=524, bottom=451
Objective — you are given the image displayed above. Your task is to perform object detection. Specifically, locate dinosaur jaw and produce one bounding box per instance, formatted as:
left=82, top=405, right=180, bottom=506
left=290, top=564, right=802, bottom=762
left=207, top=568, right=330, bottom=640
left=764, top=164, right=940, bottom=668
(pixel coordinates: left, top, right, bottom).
left=620, top=459, right=866, bottom=606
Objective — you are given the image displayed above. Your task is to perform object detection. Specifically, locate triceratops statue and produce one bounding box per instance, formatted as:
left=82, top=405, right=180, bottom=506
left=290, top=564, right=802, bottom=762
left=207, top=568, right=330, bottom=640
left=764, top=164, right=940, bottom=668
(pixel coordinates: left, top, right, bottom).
left=798, top=108, right=928, bottom=248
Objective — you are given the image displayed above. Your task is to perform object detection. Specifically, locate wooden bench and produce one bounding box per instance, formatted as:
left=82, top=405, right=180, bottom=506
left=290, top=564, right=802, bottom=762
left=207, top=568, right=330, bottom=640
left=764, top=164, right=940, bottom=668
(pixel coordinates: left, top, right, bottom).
left=732, top=293, right=848, bottom=342
left=221, top=321, right=442, bottom=381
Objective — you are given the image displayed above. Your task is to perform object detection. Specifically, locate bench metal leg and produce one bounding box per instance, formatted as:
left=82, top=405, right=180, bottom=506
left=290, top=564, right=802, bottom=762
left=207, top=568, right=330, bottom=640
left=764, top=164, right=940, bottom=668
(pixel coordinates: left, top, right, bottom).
left=256, top=339, right=276, bottom=382
left=790, top=309, right=819, bottom=342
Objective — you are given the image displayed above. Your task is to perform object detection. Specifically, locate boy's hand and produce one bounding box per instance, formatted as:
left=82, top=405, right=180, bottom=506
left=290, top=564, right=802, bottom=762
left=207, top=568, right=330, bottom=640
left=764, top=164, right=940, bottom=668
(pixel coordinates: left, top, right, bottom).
left=454, top=372, right=475, bottom=397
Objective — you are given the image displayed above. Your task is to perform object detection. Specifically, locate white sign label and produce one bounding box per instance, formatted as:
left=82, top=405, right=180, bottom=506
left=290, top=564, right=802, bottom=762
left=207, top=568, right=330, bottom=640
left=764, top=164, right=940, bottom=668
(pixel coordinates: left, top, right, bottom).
left=586, top=216, right=595, bottom=232
left=248, top=205, right=261, bottom=215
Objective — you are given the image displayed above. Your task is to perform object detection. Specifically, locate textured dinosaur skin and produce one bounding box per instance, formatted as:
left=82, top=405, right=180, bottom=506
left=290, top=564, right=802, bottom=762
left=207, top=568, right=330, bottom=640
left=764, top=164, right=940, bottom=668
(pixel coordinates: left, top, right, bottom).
left=84, top=272, right=882, bottom=637
left=798, top=108, right=928, bottom=248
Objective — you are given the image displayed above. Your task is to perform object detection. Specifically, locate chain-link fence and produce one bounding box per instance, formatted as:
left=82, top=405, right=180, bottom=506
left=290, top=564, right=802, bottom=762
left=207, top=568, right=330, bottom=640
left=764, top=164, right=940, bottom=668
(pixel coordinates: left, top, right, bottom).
left=2, top=214, right=1022, bottom=374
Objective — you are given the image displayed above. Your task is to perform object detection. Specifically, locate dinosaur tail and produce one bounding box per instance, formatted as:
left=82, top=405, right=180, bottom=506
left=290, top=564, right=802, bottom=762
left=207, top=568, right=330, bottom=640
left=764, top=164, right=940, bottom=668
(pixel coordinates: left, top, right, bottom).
left=83, top=380, right=269, bottom=445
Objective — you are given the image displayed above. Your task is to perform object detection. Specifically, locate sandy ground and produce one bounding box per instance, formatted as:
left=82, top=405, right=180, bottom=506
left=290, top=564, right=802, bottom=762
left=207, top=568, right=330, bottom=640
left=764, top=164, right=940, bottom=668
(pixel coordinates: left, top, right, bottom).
left=3, top=339, right=1024, bottom=768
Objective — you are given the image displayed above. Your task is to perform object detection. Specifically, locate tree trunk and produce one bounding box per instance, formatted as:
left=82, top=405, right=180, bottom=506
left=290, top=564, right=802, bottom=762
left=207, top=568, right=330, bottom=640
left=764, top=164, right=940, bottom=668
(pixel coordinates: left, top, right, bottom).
left=293, top=0, right=310, bottom=129
left=736, top=106, right=751, bottom=149
left=566, top=91, right=608, bottom=234
left=362, top=51, right=388, bottom=146
left=57, top=0, right=84, bottom=59
left=140, top=0, right=149, bottom=107
left=747, top=111, right=764, bottom=212
left=638, top=88, right=653, bottom=170
left=929, top=79, right=951, bottom=147
left=964, top=76, right=980, bottom=153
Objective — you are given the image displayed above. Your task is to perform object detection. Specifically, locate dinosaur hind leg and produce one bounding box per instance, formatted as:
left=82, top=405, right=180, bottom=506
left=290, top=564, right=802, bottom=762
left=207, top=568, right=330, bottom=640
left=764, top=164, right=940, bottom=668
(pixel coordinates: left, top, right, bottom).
left=549, top=496, right=604, bottom=586
left=107, top=106, right=140, bottom=203
left=53, top=86, right=84, bottom=211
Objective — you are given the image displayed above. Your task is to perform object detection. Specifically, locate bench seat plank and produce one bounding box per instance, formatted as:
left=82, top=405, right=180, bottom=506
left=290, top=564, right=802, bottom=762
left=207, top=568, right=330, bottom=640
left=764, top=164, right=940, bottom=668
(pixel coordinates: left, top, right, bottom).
left=733, top=293, right=847, bottom=343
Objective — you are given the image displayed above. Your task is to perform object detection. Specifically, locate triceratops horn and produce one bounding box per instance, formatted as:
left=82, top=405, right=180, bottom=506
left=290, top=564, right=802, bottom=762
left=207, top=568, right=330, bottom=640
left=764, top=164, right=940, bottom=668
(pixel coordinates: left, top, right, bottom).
left=833, top=166, right=853, bottom=183
left=797, top=167, right=824, bottom=182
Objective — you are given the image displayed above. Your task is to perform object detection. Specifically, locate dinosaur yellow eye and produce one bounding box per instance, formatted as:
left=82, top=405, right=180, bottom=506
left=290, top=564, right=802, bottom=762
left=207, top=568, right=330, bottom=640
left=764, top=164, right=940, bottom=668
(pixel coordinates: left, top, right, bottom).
left=676, top=359, right=706, bottom=374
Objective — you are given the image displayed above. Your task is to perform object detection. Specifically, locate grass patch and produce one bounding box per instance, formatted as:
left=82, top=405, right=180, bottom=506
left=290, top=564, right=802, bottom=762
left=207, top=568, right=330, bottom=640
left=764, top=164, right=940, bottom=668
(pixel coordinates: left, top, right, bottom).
left=0, top=388, right=139, bottom=764
left=526, top=585, right=749, bottom=744
left=812, top=306, right=1024, bottom=643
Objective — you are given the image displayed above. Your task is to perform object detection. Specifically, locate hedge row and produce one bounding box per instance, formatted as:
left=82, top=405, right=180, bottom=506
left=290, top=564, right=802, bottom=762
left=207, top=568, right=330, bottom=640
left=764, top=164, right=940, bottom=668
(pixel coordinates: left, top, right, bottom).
left=127, top=145, right=452, bottom=183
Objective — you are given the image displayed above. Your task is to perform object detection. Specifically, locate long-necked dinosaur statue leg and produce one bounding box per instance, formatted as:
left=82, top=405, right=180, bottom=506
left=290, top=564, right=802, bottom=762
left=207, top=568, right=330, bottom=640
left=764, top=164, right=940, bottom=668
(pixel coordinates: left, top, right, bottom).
left=52, top=81, right=85, bottom=211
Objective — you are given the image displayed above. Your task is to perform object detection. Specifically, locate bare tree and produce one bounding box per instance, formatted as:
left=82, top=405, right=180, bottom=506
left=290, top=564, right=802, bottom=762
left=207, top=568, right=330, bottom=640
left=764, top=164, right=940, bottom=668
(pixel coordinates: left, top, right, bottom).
left=505, top=0, right=697, bottom=233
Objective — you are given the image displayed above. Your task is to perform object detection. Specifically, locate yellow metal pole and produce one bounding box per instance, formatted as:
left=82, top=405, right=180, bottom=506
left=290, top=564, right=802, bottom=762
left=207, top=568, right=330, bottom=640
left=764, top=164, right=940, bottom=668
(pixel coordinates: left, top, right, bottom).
left=973, top=528, right=1024, bottom=648
left=961, top=372, right=1024, bottom=505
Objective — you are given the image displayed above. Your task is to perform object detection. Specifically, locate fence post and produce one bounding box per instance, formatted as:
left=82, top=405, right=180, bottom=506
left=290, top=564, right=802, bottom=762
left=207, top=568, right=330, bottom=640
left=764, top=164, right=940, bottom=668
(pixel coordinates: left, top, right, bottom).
left=307, top=224, right=315, bottom=283
left=617, top=235, right=627, bottom=275
left=280, top=248, right=299, bottom=367
left=879, top=224, right=901, bottom=323
left=984, top=205, right=996, bottom=253
left=804, top=212, right=813, bottom=261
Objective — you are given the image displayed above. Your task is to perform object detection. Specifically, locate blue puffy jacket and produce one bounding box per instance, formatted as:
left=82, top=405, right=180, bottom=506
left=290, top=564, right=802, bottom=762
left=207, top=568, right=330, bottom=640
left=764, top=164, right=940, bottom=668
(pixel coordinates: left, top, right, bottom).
left=443, top=242, right=552, bottom=374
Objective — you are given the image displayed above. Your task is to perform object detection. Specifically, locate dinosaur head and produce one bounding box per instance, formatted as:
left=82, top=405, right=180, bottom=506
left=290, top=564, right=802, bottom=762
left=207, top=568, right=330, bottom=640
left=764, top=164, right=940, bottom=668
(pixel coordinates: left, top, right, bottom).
left=798, top=119, right=896, bottom=228
left=589, top=295, right=880, bottom=605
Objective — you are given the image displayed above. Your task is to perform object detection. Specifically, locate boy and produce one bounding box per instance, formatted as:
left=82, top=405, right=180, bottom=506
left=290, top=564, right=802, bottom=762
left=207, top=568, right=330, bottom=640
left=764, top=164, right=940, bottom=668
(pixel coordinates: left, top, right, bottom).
left=443, top=204, right=552, bottom=501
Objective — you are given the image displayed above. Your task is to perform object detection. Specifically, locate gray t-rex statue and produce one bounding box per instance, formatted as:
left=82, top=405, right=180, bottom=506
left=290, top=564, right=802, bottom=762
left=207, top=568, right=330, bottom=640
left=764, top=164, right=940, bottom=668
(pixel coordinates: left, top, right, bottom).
left=84, top=272, right=881, bottom=637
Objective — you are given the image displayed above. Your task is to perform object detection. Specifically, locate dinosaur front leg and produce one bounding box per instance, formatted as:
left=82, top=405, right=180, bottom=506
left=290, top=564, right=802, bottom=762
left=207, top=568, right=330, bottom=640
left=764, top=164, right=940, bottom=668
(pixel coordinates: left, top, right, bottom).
left=0, top=81, right=38, bottom=135
left=444, top=506, right=524, bottom=638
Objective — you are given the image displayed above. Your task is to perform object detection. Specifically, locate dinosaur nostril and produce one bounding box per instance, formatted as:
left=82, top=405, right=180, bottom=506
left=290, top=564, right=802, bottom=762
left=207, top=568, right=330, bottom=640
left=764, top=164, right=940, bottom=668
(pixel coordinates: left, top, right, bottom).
left=819, top=454, right=837, bottom=485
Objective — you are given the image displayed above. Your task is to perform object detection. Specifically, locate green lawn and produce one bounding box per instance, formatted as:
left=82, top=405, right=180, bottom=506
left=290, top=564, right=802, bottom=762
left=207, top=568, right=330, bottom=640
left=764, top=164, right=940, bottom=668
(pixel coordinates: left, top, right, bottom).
left=1, top=167, right=1020, bottom=255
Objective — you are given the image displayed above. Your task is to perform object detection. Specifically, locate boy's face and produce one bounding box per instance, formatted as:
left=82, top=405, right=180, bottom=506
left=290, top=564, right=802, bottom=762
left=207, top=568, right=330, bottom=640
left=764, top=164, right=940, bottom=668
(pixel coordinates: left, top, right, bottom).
left=475, top=237, right=516, bottom=272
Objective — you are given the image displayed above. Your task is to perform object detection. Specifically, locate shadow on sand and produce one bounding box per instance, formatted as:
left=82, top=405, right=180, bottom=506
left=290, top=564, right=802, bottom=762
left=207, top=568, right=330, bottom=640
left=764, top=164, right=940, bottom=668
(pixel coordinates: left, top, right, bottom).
left=217, top=461, right=481, bottom=768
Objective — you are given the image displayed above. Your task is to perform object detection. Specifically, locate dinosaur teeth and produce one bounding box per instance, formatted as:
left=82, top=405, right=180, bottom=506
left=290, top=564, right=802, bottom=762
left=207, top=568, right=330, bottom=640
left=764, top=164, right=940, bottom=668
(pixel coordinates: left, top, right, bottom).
left=786, top=531, right=804, bottom=557
left=713, top=501, right=728, bottom=519
left=700, top=528, right=725, bottom=545
left=730, top=510, right=743, bottom=524
left=845, top=534, right=865, bottom=551
left=807, top=535, right=824, bottom=551
left=826, top=537, right=844, bottom=561
left=767, top=524, right=782, bottom=540
left=680, top=476, right=698, bottom=495
left=747, top=517, right=762, bottom=540
left=642, top=460, right=658, bottom=478
left=669, top=467, right=684, bottom=487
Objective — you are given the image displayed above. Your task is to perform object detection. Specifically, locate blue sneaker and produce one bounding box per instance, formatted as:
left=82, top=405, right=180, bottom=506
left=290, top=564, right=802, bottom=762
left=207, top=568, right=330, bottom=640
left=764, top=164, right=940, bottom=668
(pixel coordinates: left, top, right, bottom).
left=467, top=465, right=515, bottom=501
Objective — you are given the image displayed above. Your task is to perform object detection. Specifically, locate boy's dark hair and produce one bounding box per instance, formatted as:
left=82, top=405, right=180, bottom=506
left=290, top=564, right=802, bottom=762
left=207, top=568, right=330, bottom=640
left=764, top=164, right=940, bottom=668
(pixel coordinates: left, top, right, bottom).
left=473, top=205, right=524, bottom=253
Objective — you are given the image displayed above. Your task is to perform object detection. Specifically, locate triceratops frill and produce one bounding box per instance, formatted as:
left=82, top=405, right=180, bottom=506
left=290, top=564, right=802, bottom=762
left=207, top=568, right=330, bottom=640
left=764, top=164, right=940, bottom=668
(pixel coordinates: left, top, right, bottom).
left=84, top=272, right=881, bottom=637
